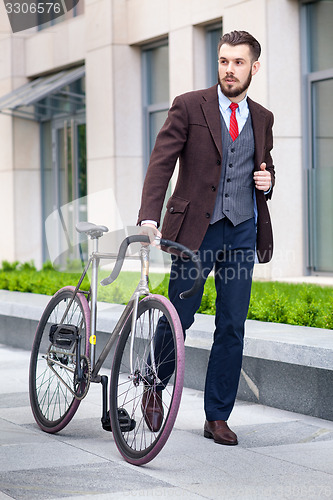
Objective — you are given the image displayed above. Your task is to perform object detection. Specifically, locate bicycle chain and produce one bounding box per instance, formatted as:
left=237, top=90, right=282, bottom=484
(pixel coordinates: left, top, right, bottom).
left=47, top=353, right=91, bottom=401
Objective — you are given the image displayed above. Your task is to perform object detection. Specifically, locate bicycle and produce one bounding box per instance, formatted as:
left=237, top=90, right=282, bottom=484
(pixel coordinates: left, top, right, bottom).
left=29, top=222, right=202, bottom=465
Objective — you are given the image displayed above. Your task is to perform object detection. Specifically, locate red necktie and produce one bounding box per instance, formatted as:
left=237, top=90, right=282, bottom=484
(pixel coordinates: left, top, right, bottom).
left=229, top=102, right=239, bottom=141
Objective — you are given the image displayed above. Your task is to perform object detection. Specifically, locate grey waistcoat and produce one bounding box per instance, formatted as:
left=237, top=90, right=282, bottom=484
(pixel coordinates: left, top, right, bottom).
left=211, top=113, right=255, bottom=226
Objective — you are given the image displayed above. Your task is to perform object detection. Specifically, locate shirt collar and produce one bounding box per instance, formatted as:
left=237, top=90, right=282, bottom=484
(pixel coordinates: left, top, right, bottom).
left=217, top=85, right=248, bottom=116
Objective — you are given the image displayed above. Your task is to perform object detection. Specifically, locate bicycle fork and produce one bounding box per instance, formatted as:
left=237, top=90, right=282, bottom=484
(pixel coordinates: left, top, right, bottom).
left=129, top=246, right=160, bottom=387
left=99, top=245, right=159, bottom=431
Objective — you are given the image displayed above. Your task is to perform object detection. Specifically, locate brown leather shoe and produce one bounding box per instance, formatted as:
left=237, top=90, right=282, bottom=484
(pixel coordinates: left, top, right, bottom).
left=141, top=387, right=164, bottom=432
left=204, top=420, right=238, bottom=445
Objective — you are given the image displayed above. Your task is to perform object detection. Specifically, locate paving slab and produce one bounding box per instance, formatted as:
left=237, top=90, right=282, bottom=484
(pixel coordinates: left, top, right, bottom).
left=1, top=344, right=333, bottom=500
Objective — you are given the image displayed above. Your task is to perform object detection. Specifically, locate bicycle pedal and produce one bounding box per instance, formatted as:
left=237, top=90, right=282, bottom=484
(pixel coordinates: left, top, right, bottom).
left=101, top=413, right=112, bottom=432
left=101, top=409, right=136, bottom=433
left=49, top=324, right=79, bottom=349
left=118, top=408, right=136, bottom=433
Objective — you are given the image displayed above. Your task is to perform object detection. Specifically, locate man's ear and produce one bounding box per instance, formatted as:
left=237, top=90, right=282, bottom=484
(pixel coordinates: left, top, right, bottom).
left=252, top=60, right=260, bottom=76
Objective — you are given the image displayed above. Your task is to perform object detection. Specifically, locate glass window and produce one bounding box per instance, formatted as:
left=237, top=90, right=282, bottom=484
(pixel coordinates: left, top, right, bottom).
left=142, top=42, right=169, bottom=163
left=36, top=77, right=85, bottom=122
left=145, top=44, right=169, bottom=106
left=309, top=77, right=333, bottom=271
left=142, top=42, right=171, bottom=266
left=206, top=22, right=222, bottom=87
left=306, top=0, right=333, bottom=72
left=303, top=0, right=333, bottom=272
left=42, top=117, right=87, bottom=266
left=38, top=76, right=86, bottom=265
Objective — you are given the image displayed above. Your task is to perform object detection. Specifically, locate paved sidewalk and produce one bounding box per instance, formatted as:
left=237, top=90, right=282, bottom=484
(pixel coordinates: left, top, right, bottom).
left=1, top=344, right=333, bottom=500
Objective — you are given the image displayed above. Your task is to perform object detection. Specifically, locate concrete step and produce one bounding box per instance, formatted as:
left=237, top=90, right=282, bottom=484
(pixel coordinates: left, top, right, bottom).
left=0, top=289, right=332, bottom=421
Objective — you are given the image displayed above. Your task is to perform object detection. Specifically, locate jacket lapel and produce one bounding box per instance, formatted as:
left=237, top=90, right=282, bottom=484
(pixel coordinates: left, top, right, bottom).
left=248, top=97, right=266, bottom=170
left=201, top=86, right=222, bottom=157
left=200, top=90, right=266, bottom=165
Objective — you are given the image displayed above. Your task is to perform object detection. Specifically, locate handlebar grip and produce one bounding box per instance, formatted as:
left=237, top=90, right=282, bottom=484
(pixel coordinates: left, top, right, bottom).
left=159, top=239, right=203, bottom=299
left=100, top=235, right=150, bottom=286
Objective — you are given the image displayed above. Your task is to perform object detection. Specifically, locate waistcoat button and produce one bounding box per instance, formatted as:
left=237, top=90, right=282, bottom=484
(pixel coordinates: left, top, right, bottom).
left=216, top=159, right=221, bottom=165
left=169, top=207, right=174, bottom=213
left=205, top=213, right=210, bottom=218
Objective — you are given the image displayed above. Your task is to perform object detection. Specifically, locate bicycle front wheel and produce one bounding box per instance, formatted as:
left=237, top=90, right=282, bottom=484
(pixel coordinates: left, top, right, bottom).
left=110, top=294, right=185, bottom=465
left=29, top=286, right=90, bottom=433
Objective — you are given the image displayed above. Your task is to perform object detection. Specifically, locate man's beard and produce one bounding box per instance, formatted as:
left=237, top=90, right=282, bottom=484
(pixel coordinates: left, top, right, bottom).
left=218, top=69, right=252, bottom=98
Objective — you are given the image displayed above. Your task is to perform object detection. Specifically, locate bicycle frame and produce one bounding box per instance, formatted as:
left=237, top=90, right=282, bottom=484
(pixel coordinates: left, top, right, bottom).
left=56, top=227, right=202, bottom=393
left=61, top=236, right=153, bottom=385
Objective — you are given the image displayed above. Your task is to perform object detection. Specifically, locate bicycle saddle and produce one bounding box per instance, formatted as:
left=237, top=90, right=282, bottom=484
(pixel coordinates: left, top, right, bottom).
left=76, top=222, right=109, bottom=239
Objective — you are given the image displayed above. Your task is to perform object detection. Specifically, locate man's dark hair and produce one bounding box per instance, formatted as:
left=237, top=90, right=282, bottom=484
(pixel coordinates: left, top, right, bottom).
left=218, top=30, right=261, bottom=62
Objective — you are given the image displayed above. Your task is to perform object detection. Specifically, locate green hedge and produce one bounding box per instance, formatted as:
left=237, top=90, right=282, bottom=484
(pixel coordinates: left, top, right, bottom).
left=0, top=260, right=332, bottom=330
left=151, top=274, right=333, bottom=329
left=0, top=261, right=90, bottom=296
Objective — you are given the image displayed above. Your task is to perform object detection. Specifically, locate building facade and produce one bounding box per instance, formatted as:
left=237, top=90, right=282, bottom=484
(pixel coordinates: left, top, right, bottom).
left=0, top=0, right=332, bottom=279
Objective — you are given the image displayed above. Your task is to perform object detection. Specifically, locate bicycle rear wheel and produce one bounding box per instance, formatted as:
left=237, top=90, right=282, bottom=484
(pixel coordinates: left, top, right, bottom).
left=110, top=294, right=185, bottom=465
left=29, top=286, right=90, bottom=433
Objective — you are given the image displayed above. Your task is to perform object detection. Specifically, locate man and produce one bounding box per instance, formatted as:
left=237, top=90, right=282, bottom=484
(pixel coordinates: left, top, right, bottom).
left=137, top=31, right=275, bottom=445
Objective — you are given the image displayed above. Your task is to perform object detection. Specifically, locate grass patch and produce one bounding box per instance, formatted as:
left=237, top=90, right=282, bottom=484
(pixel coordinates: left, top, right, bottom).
left=248, top=281, right=333, bottom=329
left=0, top=260, right=332, bottom=330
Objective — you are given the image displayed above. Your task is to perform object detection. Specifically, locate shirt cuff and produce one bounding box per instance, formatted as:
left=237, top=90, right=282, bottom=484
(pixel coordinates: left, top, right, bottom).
left=264, top=183, right=272, bottom=196
left=141, top=220, right=158, bottom=227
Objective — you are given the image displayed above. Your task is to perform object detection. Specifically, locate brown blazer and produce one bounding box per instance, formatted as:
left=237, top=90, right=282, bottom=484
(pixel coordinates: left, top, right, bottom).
left=137, top=85, right=275, bottom=263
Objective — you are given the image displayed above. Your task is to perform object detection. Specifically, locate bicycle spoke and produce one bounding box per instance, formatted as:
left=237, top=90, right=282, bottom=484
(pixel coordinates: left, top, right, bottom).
left=110, top=296, right=185, bottom=465
left=29, top=288, right=90, bottom=432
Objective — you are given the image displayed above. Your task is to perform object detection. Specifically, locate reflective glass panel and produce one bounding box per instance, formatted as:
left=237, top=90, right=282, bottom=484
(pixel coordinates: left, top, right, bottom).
left=206, top=23, right=222, bottom=87
left=145, top=44, right=169, bottom=105
left=310, top=78, right=333, bottom=271
left=308, top=0, right=333, bottom=72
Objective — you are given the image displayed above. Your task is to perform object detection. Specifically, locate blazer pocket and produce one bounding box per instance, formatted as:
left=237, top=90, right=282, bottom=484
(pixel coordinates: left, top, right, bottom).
left=162, top=196, right=190, bottom=241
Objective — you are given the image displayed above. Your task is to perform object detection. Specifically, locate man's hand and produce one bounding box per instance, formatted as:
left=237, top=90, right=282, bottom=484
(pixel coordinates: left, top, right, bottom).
left=139, top=222, right=162, bottom=246
left=253, top=162, right=272, bottom=192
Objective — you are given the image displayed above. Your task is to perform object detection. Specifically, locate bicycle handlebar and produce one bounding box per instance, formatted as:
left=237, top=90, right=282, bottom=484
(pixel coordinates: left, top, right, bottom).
left=100, top=235, right=203, bottom=299
left=100, top=235, right=149, bottom=287
left=159, top=239, right=203, bottom=299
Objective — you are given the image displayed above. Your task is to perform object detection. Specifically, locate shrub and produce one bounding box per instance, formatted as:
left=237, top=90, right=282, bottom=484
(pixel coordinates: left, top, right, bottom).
left=42, top=260, right=56, bottom=272
left=323, top=298, right=333, bottom=330
left=289, top=287, right=320, bottom=327
left=1, top=260, right=19, bottom=272
left=0, top=260, right=333, bottom=330
left=248, top=286, right=289, bottom=324
left=18, top=261, right=37, bottom=272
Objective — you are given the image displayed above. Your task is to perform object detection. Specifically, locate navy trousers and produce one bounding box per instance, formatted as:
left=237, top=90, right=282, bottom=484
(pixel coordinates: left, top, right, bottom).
left=154, top=217, right=256, bottom=421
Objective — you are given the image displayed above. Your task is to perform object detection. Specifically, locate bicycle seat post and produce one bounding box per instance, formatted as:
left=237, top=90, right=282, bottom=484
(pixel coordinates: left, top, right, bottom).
left=89, top=235, right=100, bottom=370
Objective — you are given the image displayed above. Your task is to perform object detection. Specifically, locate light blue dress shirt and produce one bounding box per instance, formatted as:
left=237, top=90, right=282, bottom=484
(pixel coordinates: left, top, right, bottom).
left=217, top=85, right=249, bottom=133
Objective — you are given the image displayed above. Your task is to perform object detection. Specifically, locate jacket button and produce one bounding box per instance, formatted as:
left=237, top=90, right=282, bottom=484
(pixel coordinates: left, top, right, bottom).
left=227, top=178, right=231, bottom=182
left=205, top=213, right=210, bottom=218
left=216, top=159, right=221, bottom=165
left=225, top=193, right=229, bottom=198
left=169, top=207, right=174, bottom=213
left=229, top=163, right=233, bottom=168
